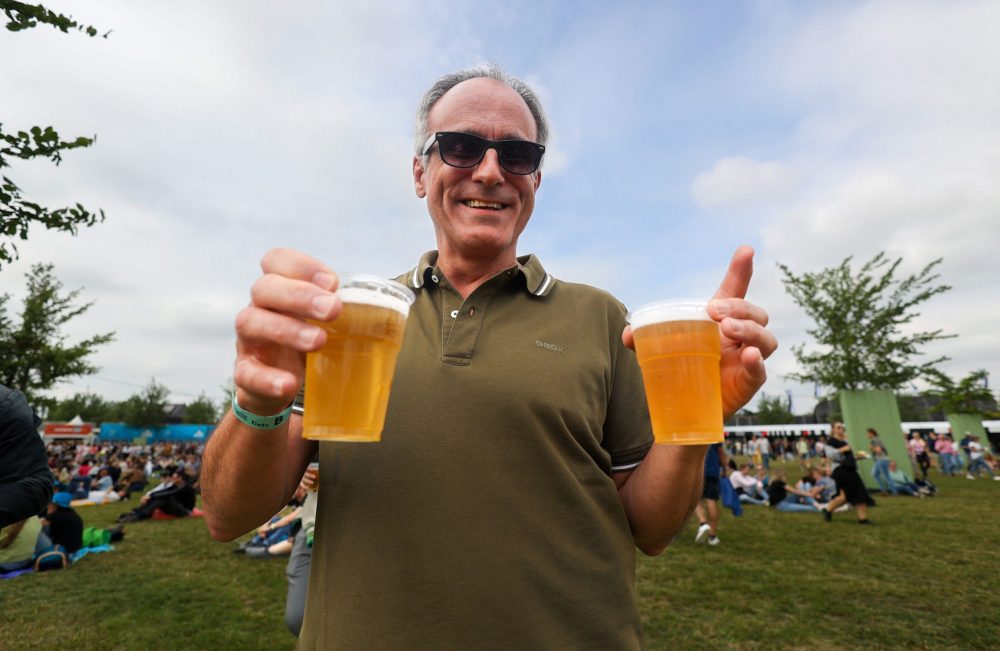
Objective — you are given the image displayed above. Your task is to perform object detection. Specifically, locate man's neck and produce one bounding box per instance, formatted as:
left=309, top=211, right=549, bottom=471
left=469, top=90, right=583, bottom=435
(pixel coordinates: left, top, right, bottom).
left=436, top=249, right=518, bottom=299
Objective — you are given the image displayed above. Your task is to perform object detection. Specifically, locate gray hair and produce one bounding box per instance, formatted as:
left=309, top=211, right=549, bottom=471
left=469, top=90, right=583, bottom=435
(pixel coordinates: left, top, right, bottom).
left=414, top=63, right=549, bottom=158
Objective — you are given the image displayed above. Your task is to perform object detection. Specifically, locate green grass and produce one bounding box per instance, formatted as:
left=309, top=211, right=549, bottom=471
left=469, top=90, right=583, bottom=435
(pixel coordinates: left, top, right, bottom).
left=2, top=465, right=999, bottom=650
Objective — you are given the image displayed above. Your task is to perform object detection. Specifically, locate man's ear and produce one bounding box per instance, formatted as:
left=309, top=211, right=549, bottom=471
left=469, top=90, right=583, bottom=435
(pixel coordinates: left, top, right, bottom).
left=413, top=156, right=427, bottom=198
left=533, top=170, right=542, bottom=192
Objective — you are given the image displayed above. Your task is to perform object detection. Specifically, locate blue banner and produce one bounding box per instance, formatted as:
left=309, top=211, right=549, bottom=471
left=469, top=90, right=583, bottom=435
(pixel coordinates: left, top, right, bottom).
left=97, top=423, right=215, bottom=442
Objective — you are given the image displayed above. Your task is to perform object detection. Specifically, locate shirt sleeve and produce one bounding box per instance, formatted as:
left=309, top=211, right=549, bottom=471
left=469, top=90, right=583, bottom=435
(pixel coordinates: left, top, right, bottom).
left=0, top=388, right=54, bottom=528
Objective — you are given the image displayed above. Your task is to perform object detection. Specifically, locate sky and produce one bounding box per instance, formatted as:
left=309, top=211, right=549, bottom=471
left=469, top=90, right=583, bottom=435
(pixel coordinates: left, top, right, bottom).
left=2, top=0, right=998, bottom=415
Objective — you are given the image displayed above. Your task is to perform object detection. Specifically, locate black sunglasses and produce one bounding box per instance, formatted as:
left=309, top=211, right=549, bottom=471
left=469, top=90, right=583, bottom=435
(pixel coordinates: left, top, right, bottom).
left=422, top=131, right=545, bottom=175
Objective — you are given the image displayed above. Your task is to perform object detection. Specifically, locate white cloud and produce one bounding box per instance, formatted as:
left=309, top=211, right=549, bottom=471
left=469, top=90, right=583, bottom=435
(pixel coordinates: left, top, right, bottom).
left=691, top=157, right=797, bottom=209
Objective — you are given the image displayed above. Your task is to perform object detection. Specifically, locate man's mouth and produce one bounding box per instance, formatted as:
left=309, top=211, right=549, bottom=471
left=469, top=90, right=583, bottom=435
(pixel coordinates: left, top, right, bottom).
left=462, top=199, right=504, bottom=210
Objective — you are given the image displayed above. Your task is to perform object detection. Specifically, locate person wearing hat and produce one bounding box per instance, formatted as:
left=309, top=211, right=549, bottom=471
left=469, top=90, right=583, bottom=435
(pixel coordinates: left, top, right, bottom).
left=42, top=492, right=84, bottom=554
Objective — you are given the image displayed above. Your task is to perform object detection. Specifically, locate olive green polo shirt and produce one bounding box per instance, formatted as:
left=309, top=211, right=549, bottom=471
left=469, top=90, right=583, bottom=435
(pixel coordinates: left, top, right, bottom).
left=298, top=252, right=654, bottom=650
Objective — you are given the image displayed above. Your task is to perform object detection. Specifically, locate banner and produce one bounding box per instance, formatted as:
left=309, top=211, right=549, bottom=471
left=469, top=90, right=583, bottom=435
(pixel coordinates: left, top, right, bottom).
left=97, top=423, right=215, bottom=441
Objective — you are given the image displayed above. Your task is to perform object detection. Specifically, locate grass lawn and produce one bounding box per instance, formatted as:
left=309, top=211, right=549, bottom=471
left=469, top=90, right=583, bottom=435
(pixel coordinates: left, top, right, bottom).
left=2, top=463, right=998, bottom=650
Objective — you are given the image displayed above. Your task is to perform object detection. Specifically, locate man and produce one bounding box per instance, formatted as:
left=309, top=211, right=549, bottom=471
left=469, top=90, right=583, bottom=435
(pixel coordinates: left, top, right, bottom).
left=729, top=462, right=768, bottom=505
left=0, top=384, right=53, bottom=528
left=866, top=427, right=897, bottom=495
left=757, top=433, right=771, bottom=470
left=966, top=435, right=1000, bottom=480
left=118, top=470, right=195, bottom=522
left=202, top=65, right=776, bottom=648
left=695, top=442, right=729, bottom=545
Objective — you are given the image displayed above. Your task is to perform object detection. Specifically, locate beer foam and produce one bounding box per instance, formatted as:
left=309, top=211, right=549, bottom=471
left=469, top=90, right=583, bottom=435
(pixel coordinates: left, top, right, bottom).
left=627, top=300, right=711, bottom=329
left=336, top=274, right=414, bottom=316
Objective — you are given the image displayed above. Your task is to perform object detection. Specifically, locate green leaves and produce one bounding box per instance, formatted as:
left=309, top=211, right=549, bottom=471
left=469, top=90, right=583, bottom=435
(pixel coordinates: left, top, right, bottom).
left=779, top=252, right=953, bottom=392
left=1, top=2, right=109, bottom=267
left=2, top=1, right=110, bottom=37
left=0, top=263, right=115, bottom=407
left=924, top=369, right=993, bottom=415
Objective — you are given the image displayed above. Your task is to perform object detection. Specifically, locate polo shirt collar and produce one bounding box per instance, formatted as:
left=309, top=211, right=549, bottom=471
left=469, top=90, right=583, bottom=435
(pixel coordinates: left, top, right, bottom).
left=406, top=251, right=555, bottom=297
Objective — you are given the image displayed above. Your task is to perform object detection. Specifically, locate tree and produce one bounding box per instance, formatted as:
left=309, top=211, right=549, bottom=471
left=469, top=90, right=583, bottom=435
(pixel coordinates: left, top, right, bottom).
left=779, top=252, right=953, bottom=392
left=1, top=1, right=108, bottom=268
left=0, top=263, right=114, bottom=408
left=120, top=379, right=169, bottom=429
left=924, top=369, right=994, bottom=415
left=184, top=393, right=219, bottom=424
left=754, top=392, right=794, bottom=425
left=47, top=391, right=115, bottom=422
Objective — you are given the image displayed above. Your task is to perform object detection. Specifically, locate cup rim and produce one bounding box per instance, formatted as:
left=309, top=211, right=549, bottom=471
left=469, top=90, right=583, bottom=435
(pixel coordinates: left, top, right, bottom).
left=627, top=299, right=711, bottom=326
left=337, top=272, right=415, bottom=306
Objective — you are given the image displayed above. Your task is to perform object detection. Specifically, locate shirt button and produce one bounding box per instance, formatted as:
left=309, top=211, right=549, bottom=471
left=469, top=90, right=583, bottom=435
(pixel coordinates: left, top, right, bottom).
left=431, top=274, right=439, bottom=283
left=468, top=307, right=476, bottom=316
left=450, top=309, right=458, bottom=318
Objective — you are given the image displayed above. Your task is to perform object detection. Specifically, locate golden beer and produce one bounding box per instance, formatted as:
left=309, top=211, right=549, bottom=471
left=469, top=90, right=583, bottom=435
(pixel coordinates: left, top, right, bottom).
left=629, top=301, right=723, bottom=445
left=302, top=275, right=413, bottom=442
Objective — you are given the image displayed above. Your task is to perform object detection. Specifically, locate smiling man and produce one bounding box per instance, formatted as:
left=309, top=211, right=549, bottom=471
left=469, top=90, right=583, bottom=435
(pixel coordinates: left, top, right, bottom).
left=202, top=64, right=777, bottom=648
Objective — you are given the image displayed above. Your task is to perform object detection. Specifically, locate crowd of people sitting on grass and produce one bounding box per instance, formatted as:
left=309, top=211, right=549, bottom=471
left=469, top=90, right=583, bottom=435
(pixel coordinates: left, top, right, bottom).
left=719, top=424, right=1000, bottom=526
left=1, top=441, right=206, bottom=576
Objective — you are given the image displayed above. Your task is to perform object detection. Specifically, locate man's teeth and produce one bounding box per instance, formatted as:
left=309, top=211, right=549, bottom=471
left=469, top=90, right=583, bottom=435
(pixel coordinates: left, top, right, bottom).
left=464, top=199, right=503, bottom=209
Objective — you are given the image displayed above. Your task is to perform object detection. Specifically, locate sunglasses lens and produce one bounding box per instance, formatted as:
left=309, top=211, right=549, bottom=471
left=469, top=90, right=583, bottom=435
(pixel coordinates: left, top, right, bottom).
left=438, top=133, right=486, bottom=167
left=435, top=133, right=542, bottom=174
left=498, top=141, right=540, bottom=175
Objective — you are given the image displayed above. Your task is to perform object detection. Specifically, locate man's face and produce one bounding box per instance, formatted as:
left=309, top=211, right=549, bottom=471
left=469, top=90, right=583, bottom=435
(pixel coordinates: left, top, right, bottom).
left=413, top=77, right=542, bottom=263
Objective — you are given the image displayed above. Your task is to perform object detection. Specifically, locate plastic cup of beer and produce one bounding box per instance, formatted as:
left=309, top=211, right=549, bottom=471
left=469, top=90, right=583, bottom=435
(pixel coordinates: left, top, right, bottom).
left=307, top=462, right=319, bottom=491
left=302, top=273, right=414, bottom=442
left=627, top=300, right=723, bottom=445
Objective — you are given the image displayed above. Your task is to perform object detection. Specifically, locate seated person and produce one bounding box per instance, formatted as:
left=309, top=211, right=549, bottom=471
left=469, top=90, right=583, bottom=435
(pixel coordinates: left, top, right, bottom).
left=0, top=515, right=52, bottom=572
left=116, top=460, right=147, bottom=500
left=241, top=506, right=303, bottom=556
left=766, top=469, right=825, bottom=512
left=887, top=461, right=930, bottom=497
left=82, top=467, right=121, bottom=504
left=813, top=466, right=838, bottom=502
left=794, top=470, right=825, bottom=505
left=117, top=470, right=195, bottom=523
left=41, top=492, right=84, bottom=554
left=728, top=463, right=769, bottom=505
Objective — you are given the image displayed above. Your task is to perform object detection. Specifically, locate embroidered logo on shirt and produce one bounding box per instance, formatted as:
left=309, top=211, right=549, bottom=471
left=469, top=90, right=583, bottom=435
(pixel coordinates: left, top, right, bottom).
left=535, top=340, right=564, bottom=353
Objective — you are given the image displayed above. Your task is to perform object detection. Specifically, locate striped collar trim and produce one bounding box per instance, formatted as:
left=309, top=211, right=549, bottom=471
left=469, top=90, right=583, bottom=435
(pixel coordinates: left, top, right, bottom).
left=406, top=251, right=555, bottom=297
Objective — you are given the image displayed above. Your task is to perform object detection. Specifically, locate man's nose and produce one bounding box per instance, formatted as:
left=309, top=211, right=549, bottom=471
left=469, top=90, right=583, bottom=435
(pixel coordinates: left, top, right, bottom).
left=471, top=147, right=504, bottom=184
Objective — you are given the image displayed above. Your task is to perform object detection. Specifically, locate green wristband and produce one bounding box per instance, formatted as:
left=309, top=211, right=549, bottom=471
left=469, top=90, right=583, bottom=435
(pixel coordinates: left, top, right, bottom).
left=231, top=393, right=293, bottom=430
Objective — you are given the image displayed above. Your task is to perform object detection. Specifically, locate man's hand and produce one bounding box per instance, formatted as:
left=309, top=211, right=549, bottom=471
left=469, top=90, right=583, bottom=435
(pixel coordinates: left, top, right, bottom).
left=234, top=248, right=342, bottom=415
left=705, top=245, right=777, bottom=419
left=622, top=245, right=777, bottom=420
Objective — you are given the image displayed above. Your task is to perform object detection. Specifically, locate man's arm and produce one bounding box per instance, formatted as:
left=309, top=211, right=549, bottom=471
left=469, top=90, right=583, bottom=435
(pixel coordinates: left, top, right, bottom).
left=616, top=247, right=776, bottom=556
left=201, top=249, right=338, bottom=542
left=0, top=387, right=54, bottom=528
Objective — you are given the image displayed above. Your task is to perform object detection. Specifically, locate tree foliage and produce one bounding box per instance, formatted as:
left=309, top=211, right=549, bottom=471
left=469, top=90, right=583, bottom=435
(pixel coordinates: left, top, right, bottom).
left=45, top=390, right=116, bottom=422
left=924, top=369, right=993, bottom=415
left=119, top=379, right=170, bottom=429
left=184, top=393, right=219, bottom=424
left=754, top=392, right=794, bottom=425
left=779, top=252, right=953, bottom=392
left=0, top=263, right=114, bottom=408
left=0, top=1, right=107, bottom=268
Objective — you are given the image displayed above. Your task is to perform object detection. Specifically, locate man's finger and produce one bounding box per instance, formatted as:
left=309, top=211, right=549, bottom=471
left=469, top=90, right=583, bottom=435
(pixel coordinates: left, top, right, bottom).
left=260, top=247, right=338, bottom=290
left=712, top=245, right=754, bottom=301
left=621, top=325, right=635, bottom=350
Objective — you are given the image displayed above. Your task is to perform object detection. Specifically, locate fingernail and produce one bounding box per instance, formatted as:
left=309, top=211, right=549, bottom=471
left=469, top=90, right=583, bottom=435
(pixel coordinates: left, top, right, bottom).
left=298, top=326, right=320, bottom=347
left=312, top=294, right=336, bottom=317
left=313, top=271, right=337, bottom=290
